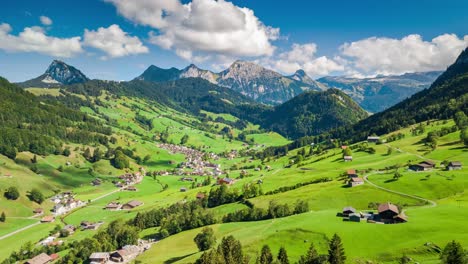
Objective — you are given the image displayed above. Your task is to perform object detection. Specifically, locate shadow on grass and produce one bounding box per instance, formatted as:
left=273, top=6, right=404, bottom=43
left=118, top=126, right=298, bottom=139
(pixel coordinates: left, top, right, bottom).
left=164, top=252, right=197, bottom=264
left=384, top=179, right=398, bottom=183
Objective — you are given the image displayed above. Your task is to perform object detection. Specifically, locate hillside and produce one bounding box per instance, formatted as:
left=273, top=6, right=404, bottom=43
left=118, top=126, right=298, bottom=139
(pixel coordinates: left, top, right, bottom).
left=17, top=60, right=89, bottom=88
left=331, top=48, right=468, bottom=142
left=264, top=89, right=369, bottom=138
left=135, top=61, right=325, bottom=105
left=318, top=71, right=441, bottom=113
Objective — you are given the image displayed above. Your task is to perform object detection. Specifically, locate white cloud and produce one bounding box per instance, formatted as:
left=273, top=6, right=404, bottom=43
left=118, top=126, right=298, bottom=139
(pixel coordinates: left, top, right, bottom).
left=0, top=23, right=83, bottom=57
left=83, top=24, right=149, bottom=59
left=262, top=43, right=344, bottom=77
left=340, top=34, right=468, bottom=76
left=39, top=16, right=52, bottom=26
left=107, top=0, right=279, bottom=60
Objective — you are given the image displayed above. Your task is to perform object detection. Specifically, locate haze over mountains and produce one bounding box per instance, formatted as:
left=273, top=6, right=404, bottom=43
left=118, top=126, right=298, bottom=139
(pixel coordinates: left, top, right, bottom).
left=18, top=59, right=441, bottom=113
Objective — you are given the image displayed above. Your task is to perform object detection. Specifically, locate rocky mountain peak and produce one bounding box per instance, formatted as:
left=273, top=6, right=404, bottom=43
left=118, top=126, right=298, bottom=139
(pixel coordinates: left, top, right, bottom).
left=44, top=60, right=89, bottom=85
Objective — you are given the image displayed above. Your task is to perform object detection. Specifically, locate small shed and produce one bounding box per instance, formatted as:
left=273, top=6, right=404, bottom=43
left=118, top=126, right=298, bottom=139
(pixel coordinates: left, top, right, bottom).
left=447, top=161, right=462, bottom=170
left=349, top=213, right=362, bottom=222
left=343, top=156, right=353, bottom=162
left=342, top=206, right=356, bottom=216
left=348, top=177, right=364, bottom=187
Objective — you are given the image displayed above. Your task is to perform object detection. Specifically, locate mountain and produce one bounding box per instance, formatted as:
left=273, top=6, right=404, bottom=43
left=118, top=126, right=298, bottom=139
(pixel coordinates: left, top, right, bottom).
left=135, top=61, right=325, bottom=105
left=318, top=71, right=442, bottom=113
left=263, top=89, right=369, bottom=138
left=333, top=47, right=468, bottom=142
left=17, top=60, right=89, bottom=88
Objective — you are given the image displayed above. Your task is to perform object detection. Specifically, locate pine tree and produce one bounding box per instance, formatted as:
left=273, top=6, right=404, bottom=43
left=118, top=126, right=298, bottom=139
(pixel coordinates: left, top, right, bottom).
left=31, top=154, right=37, bottom=163
left=298, top=243, right=321, bottom=264
left=328, top=234, right=346, bottom=264
left=440, top=240, right=467, bottom=264
left=277, top=246, right=289, bottom=264
left=258, top=245, right=273, bottom=264
left=0, top=212, right=5, bottom=222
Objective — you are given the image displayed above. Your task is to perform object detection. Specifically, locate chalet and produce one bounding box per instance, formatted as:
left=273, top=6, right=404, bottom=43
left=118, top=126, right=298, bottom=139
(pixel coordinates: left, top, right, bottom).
left=410, top=160, right=435, bottom=171
left=447, top=161, right=462, bottom=171
left=33, top=208, right=44, bottom=215
left=62, top=224, right=76, bottom=235
left=105, top=202, right=122, bottom=211
left=394, top=213, right=408, bottom=223
left=89, top=252, right=110, bottom=264
left=180, top=187, right=187, bottom=192
left=81, top=221, right=103, bottom=230
left=110, top=245, right=140, bottom=262
left=217, top=178, right=234, bottom=185
left=367, top=136, right=380, bottom=143
left=40, top=216, right=54, bottom=223
left=343, top=156, right=353, bottom=162
left=348, top=177, right=364, bottom=187
left=125, top=186, right=138, bottom=191
left=348, top=213, right=362, bottom=222
left=196, top=192, right=206, bottom=199
left=347, top=169, right=357, bottom=178
left=342, top=206, right=356, bottom=217
left=378, top=203, right=399, bottom=220
left=25, top=253, right=52, bottom=264
left=122, top=200, right=143, bottom=210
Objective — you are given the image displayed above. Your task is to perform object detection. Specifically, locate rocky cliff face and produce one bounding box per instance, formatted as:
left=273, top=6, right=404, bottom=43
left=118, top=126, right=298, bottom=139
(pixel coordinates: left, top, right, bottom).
left=17, top=60, right=89, bottom=88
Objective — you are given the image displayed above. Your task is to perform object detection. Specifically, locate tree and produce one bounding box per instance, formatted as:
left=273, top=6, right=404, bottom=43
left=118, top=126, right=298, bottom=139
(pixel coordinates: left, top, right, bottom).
left=298, top=243, right=322, bottom=264
left=440, top=240, right=467, bottom=264
left=218, top=236, right=246, bottom=264
left=143, top=155, right=151, bottom=164
left=342, top=148, right=352, bottom=157
left=461, top=128, right=468, bottom=147
left=181, top=134, right=190, bottom=145
left=194, top=227, right=217, bottom=251
left=328, top=234, right=346, bottom=264
left=277, top=246, right=289, bottom=264
left=63, top=147, right=71, bottom=157
left=0, top=212, right=5, bottom=222
left=27, top=188, right=45, bottom=204
left=398, top=255, right=411, bottom=264
left=112, top=149, right=129, bottom=169
left=92, top=148, right=102, bottom=163
left=258, top=245, right=273, bottom=264
left=83, top=147, right=92, bottom=160
left=31, top=154, right=37, bottom=164
left=4, top=186, right=20, bottom=200
left=393, top=171, right=402, bottom=180
left=387, top=147, right=393, bottom=156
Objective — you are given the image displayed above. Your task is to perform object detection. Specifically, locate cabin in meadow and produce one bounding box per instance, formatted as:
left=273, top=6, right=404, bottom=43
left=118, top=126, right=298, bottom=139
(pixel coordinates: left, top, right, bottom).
left=347, top=169, right=358, bottom=178
left=105, top=202, right=122, bottom=211
left=89, top=252, right=110, bottom=264
left=447, top=161, right=462, bottom=170
left=378, top=203, right=400, bottom=223
left=122, top=200, right=143, bottom=210
left=342, top=206, right=356, bottom=216
left=348, top=177, right=364, bottom=187
left=343, top=156, right=353, bottom=162
left=410, top=160, right=435, bottom=171
left=367, top=136, right=380, bottom=143
left=348, top=213, right=362, bottom=222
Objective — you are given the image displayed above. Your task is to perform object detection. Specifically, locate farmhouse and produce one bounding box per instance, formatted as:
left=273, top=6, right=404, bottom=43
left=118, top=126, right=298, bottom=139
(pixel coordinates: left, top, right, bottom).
left=25, top=253, right=52, bottom=264
left=410, top=160, right=435, bottom=171
left=342, top=206, right=356, bottom=216
left=81, top=221, right=104, bottom=230
left=91, top=178, right=102, bottom=186
left=89, top=252, right=110, bottom=264
left=217, top=178, right=234, bottom=185
left=110, top=245, right=141, bottom=262
left=40, top=216, right=54, bottom=223
left=378, top=203, right=400, bottom=221
left=62, top=224, right=76, bottom=235
left=347, top=169, right=357, bottom=178
left=348, top=177, right=364, bottom=187
left=105, top=202, right=122, bottom=211
left=367, top=136, right=380, bottom=143
left=343, top=156, right=353, bottom=162
left=122, top=200, right=143, bottom=210
left=447, top=161, right=462, bottom=170
left=33, top=208, right=44, bottom=215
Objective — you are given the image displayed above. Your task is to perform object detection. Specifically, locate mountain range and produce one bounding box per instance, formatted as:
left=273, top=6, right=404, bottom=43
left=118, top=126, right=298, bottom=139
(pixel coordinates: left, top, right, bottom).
left=17, top=59, right=442, bottom=113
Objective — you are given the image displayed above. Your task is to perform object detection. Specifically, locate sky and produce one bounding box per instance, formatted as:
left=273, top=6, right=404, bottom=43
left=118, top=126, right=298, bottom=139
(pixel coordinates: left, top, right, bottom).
left=0, top=0, right=467, bottom=82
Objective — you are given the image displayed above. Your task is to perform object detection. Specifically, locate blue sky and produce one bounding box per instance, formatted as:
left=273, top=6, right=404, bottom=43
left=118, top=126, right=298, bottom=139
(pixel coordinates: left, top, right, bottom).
left=0, top=0, right=467, bottom=82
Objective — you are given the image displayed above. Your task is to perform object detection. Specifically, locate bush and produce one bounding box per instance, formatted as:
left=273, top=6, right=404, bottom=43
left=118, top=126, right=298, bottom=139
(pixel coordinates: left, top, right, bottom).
left=27, top=188, right=45, bottom=204
left=4, top=186, right=20, bottom=200
left=194, top=227, right=216, bottom=251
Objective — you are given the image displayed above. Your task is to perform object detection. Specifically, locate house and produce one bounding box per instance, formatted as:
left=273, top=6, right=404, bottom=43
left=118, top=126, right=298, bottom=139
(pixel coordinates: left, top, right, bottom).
left=342, top=206, right=356, bottom=217
left=105, top=202, right=122, bottom=211
left=394, top=213, right=408, bottom=223
left=343, top=156, right=353, bottom=162
left=196, top=192, right=206, bottom=199
left=40, top=216, right=55, bottom=223
left=217, top=178, right=234, bottom=185
left=378, top=203, right=400, bottom=220
left=122, top=200, right=143, bottom=210
left=62, top=224, right=76, bottom=235
left=125, top=186, right=138, bottom=191
left=91, top=179, right=102, bottom=186
left=33, top=208, right=44, bottom=215
left=53, top=204, right=67, bottom=215
left=447, top=161, right=462, bottom=170
left=410, top=160, right=435, bottom=171
left=347, top=169, right=357, bottom=178
left=39, top=236, right=56, bottom=246
left=348, top=177, right=364, bottom=187
left=25, top=253, right=52, bottom=264
left=81, top=221, right=103, bottom=230
left=348, top=213, right=362, bottom=222
left=367, top=136, right=380, bottom=143
left=181, top=177, right=194, bottom=182
left=89, top=252, right=110, bottom=264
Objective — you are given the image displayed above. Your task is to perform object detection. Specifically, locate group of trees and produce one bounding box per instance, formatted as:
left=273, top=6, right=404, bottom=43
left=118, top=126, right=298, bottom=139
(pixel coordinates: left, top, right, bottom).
left=454, top=111, right=468, bottom=146
left=4, top=186, right=45, bottom=204
left=223, top=200, right=309, bottom=223
left=4, top=186, right=19, bottom=200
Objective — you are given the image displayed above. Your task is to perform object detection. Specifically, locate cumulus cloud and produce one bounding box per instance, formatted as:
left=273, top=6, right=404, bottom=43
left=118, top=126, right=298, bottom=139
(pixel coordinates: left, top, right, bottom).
left=262, top=43, right=344, bottom=77
left=0, top=23, right=83, bottom=57
left=340, top=34, right=468, bottom=76
left=39, top=16, right=52, bottom=26
left=107, top=0, right=279, bottom=61
left=83, top=24, right=149, bottom=59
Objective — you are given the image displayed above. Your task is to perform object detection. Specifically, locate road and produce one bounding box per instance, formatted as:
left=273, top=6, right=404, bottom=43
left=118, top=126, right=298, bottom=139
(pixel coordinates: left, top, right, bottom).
left=0, top=221, right=41, bottom=241
left=364, top=172, right=437, bottom=208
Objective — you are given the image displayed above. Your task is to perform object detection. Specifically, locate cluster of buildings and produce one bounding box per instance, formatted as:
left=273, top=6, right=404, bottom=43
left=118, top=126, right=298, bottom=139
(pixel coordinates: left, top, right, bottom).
left=50, top=191, right=85, bottom=216
left=346, top=169, right=364, bottom=187
left=409, top=160, right=463, bottom=171
left=117, top=168, right=145, bottom=186
left=104, top=200, right=143, bottom=211
left=341, top=202, right=407, bottom=224
left=80, top=221, right=104, bottom=231
left=89, top=243, right=151, bottom=264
